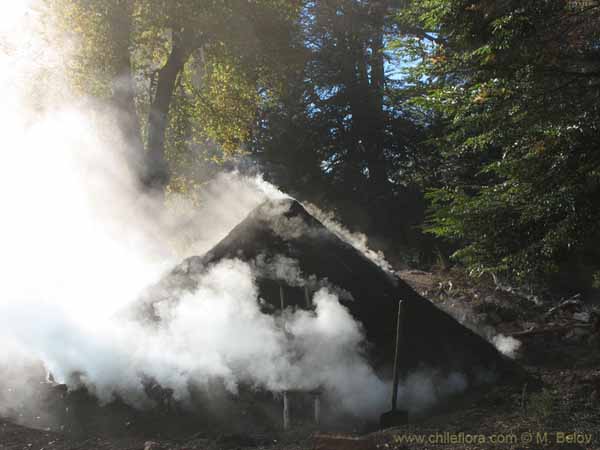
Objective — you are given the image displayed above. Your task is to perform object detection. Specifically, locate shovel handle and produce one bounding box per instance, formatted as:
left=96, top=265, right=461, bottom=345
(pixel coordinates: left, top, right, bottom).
left=391, top=299, right=404, bottom=411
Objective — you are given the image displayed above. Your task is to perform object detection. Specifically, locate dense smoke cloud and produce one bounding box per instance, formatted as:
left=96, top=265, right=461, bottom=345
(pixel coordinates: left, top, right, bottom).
left=0, top=1, right=389, bottom=421
left=0, top=0, right=474, bottom=426
left=1, top=258, right=389, bottom=417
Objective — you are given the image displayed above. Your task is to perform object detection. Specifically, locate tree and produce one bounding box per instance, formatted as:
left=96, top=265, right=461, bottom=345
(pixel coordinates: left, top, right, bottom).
left=50, top=0, right=300, bottom=193
left=252, top=0, right=435, bottom=265
left=397, top=0, right=600, bottom=289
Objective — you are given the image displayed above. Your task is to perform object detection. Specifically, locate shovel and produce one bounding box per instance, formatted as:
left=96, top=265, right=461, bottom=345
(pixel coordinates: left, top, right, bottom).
left=379, top=299, right=408, bottom=428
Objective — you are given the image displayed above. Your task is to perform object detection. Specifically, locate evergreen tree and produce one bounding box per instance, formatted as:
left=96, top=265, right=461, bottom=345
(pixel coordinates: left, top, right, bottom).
left=254, top=0, right=432, bottom=263
left=397, top=0, right=600, bottom=289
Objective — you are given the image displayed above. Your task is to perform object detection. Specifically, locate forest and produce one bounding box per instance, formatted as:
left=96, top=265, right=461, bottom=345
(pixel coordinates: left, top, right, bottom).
left=48, top=0, right=600, bottom=297
left=1, top=1, right=600, bottom=449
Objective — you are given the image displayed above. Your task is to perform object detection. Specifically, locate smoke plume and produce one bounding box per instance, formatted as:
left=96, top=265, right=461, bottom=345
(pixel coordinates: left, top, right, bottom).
left=492, top=334, right=522, bottom=359
left=0, top=1, right=469, bottom=426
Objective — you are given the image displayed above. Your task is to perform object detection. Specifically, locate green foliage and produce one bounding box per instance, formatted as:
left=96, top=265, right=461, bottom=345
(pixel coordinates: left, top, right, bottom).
left=396, top=0, right=600, bottom=286
left=47, top=0, right=600, bottom=286
left=48, top=0, right=120, bottom=97
left=193, top=53, right=260, bottom=156
left=48, top=0, right=300, bottom=196
left=527, top=388, right=555, bottom=420
left=251, top=0, right=438, bottom=263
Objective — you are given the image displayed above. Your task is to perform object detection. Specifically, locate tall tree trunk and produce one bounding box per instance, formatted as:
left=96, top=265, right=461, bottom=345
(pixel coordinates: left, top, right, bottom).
left=365, top=0, right=390, bottom=198
left=342, top=0, right=390, bottom=199
left=341, top=28, right=366, bottom=192
left=144, top=30, right=197, bottom=191
left=108, top=0, right=145, bottom=184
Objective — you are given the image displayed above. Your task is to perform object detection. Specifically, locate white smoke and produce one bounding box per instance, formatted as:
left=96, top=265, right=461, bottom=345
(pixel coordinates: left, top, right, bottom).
left=254, top=254, right=305, bottom=287
left=1, top=257, right=390, bottom=417
left=400, top=370, right=468, bottom=413
left=492, top=334, right=522, bottom=359
left=253, top=253, right=354, bottom=300
left=304, top=203, right=394, bottom=273
left=177, top=172, right=290, bottom=257
left=0, top=1, right=388, bottom=421
left=0, top=1, right=469, bottom=426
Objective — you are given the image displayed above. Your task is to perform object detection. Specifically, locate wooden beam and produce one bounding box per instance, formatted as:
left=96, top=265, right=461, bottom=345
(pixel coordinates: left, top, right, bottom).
left=280, top=284, right=286, bottom=311
left=304, top=285, right=311, bottom=309
left=283, top=391, right=290, bottom=430
left=280, top=284, right=290, bottom=430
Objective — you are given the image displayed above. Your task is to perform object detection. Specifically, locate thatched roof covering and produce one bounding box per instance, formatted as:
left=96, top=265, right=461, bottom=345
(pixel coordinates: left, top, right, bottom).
left=135, top=198, right=512, bottom=380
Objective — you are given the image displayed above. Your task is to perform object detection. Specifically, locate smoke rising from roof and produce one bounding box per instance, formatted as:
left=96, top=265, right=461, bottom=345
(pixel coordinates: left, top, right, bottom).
left=0, top=1, right=474, bottom=426
left=1, top=258, right=389, bottom=417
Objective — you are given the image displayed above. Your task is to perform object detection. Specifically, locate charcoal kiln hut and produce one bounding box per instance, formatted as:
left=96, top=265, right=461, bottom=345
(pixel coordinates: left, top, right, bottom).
left=130, top=198, right=518, bottom=427
left=136, top=198, right=511, bottom=378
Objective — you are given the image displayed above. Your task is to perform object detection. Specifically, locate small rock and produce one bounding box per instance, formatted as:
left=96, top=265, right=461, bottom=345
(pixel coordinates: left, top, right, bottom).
left=573, top=327, right=590, bottom=337
left=565, top=328, right=589, bottom=342
left=573, top=312, right=591, bottom=323
left=487, top=311, right=502, bottom=324
left=144, top=441, right=161, bottom=450
left=565, top=373, right=577, bottom=384
left=587, top=333, right=600, bottom=346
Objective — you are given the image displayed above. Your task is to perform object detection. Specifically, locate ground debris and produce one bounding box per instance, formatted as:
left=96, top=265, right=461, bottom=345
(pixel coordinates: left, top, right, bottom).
left=312, top=433, right=377, bottom=450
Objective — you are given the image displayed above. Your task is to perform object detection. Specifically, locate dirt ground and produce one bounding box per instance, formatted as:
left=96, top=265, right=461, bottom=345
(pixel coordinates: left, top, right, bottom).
left=2, top=269, right=599, bottom=450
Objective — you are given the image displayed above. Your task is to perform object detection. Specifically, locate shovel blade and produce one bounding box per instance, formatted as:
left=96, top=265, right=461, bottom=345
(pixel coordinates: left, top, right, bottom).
left=379, top=409, right=408, bottom=429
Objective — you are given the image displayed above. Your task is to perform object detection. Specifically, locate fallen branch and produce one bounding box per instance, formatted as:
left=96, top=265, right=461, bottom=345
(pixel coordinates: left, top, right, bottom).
left=510, top=323, right=591, bottom=337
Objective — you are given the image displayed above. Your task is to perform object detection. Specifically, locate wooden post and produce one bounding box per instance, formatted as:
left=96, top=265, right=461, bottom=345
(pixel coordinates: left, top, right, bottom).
left=305, top=285, right=321, bottom=426
left=280, top=285, right=286, bottom=311
left=280, top=284, right=290, bottom=430
left=391, top=300, right=404, bottom=412
left=304, top=285, right=311, bottom=309
left=283, top=392, right=290, bottom=430
left=313, top=392, right=321, bottom=425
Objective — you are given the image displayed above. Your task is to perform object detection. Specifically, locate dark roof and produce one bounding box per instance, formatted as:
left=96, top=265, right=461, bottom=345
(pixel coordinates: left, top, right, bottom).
left=134, top=198, right=513, bottom=380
